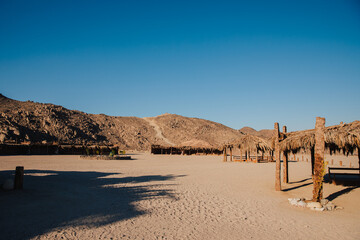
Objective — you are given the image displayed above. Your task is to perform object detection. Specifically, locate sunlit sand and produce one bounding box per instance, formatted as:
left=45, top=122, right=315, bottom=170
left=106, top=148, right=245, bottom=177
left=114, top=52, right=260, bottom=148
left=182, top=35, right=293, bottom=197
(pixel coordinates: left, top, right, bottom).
left=1, top=153, right=359, bottom=239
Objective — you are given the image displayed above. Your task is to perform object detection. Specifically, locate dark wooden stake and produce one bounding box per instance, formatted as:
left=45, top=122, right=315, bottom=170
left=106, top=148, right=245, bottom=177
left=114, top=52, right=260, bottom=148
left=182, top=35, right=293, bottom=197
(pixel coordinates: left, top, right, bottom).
left=223, top=146, right=227, bottom=162
left=14, top=166, right=24, bottom=190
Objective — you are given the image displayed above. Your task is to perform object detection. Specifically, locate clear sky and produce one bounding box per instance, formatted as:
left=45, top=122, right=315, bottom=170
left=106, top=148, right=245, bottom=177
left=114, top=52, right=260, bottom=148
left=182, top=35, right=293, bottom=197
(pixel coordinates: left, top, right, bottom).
left=1, top=0, right=359, bottom=131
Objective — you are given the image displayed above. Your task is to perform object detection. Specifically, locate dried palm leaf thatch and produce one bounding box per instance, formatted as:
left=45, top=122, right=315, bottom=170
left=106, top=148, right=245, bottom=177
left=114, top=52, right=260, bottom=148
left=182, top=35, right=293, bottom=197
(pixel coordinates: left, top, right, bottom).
left=177, top=139, right=221, bottom=150
left=227, top=134, right=272, bottom=153
left=279, top=121, right=360, bottom=155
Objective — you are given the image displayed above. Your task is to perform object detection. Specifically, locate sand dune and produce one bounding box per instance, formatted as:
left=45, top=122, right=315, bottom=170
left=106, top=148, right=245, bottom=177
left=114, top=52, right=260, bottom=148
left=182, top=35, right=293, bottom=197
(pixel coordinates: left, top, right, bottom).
left=0, top=154, right=359, bottom=239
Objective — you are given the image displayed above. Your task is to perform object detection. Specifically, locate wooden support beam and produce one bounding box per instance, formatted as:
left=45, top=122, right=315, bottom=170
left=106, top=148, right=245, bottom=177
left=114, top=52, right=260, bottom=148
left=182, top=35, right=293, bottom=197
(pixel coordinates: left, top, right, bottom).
left=313, top=117, right=325, bottom=202
left=14, top=166, right=24, bottom=190
left=311, top=147, right=315, bottom=175
left=283, top=151, right=289, bottom=183
left=274, top=122, right=281, bottom=191
left=223, top=146, right=227, bottom=162
left=229, top=147, right=233, bottom=162
left=282, top=126, right=288, bottom=183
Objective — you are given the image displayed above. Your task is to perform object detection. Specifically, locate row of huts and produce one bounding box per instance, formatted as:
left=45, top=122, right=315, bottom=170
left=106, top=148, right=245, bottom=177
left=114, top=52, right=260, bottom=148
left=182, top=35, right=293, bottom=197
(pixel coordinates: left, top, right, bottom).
left=0, top=144, right=119, bottom=155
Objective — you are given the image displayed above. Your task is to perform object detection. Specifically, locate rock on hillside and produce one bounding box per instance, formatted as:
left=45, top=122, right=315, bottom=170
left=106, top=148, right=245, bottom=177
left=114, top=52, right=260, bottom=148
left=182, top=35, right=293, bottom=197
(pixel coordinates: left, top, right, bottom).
left=147, top=114, right=244, bottom=147
left=239, top=126, right=274, bottom=140
left=0, top=94, right=244, bottom=150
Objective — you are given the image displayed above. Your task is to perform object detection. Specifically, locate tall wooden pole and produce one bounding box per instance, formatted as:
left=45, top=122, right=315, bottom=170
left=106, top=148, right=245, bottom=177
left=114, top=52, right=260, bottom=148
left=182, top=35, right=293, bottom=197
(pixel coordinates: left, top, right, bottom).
left=274, top=122, right=281, bottom=191
left=223, top=146, right=227, bottom=162
left=229, top=146, right=233, bottom=162
left=282, top=126, right=288, bottom=183
left=313, top=117, right=325, bottom=202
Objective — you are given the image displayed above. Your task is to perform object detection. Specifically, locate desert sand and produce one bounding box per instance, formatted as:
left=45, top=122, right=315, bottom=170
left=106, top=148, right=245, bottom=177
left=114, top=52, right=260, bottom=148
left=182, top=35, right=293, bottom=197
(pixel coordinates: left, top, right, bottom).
left=0, top=153, right=359, bottom=240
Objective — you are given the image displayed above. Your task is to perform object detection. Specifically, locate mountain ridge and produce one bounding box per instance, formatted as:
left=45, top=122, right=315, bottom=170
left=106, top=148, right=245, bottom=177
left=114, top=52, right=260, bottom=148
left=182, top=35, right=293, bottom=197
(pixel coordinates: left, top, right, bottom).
left=1, top=94, right=264, bottom=150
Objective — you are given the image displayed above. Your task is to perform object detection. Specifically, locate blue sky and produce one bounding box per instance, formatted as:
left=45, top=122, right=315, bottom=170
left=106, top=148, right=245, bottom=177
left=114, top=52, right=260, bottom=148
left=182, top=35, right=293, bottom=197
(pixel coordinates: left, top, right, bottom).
left=0, top=0, right=359, bottom=131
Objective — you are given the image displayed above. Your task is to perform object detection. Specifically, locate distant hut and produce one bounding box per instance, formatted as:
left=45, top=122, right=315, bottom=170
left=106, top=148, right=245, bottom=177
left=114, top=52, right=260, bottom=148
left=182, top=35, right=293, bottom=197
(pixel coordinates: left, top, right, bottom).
left=151, top=139, right=222, bottom=155
left=225, top=135, right=272, bottom=162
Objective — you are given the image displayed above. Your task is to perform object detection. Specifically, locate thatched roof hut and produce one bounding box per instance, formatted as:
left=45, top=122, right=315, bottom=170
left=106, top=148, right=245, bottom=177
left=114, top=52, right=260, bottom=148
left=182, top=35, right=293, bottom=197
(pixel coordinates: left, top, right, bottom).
left=279, top=121, right=360, bottom=155
left=177, top=139, right=218, bottom=150
left=227, top=134, right=272, bottom=153
left=151, top=139, right=223, bottom=155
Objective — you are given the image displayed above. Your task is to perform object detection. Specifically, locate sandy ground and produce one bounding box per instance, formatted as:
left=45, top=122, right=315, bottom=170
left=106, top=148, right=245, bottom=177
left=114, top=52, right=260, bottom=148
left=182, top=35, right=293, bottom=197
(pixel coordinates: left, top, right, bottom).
left=0, top=153, right=359, bottom=240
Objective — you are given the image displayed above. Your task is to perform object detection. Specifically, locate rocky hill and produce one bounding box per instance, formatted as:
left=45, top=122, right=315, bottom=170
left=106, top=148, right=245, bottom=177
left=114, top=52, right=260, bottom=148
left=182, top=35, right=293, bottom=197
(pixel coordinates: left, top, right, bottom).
left=0, top=94, right=246, bottom=150
left=239, top=127, right=274, bottom=140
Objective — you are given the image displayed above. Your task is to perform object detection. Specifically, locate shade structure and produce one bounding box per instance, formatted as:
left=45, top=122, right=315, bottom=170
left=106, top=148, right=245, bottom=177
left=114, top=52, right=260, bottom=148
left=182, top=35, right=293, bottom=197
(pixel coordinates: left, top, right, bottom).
left=227, top=134, right=272, bottom=153
left=279, top=121, right=360, bottom=155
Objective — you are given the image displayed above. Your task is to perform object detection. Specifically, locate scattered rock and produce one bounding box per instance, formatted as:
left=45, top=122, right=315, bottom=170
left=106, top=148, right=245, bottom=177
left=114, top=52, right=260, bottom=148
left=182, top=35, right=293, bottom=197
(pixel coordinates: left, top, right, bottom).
left=307, top=202, right=322, bottom=209
left=297, top=201, right=307, bottom=207
left=325, top=203, right=335, bottom=211
left=320, top=199, right=329, bottom=205
left=313, top=207, right=325, bottom=211
left=288, top=198, right=307, bottom=207
left=289, top=198, right=339, bottom=211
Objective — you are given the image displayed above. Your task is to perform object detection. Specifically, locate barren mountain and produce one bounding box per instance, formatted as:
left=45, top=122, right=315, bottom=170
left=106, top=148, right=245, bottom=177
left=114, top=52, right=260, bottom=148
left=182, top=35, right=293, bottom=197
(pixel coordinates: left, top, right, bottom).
left=239, top=127, right=274, bottom=140
left=0, top=94, right=245, bottom=150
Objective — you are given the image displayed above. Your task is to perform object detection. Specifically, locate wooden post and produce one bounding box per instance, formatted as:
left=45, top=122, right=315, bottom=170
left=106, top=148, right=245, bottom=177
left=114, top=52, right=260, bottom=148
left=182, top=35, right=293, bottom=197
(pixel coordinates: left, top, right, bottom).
left=310, top=147, right=315, bottom=175
left=240, top=149, right=242, bottom=162
left=313, top=117, right=325, bottom=202
left=358, top=147, right=360, bottom=175
left=282, top=126, right=288, bottom=183
left=229, top=147, right=233, bottom=162
left=274, top=122, right=281, bottom=191
left=223, top=146, right=227, bottom=162
left=282, top=126, right=287, bottom=134
left=14, top=166, right=24, bottom=190
left=283, top=151, right=289, bottom=183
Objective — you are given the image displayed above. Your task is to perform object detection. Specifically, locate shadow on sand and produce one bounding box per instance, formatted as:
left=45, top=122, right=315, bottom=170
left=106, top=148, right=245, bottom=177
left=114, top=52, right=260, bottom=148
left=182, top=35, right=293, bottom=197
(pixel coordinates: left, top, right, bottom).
left=325, top=186, right=359, bottom=201
left=281, top=182, right=313, bottom=192
left=0, top=170, right=184, bottom=240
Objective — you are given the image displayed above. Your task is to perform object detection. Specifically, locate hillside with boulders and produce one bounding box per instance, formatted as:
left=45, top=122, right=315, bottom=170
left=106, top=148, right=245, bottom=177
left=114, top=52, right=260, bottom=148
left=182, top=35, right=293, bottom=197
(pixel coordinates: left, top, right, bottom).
left=0, top=94, right=252, bottom=150
left=239, top=127, right=274, bottom=140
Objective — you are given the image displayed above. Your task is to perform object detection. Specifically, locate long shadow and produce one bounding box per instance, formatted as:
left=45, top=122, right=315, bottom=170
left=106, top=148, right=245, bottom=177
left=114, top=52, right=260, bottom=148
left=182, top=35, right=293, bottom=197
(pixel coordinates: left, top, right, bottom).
left=0, top=169, right=184, bottom=240
left=282, top=182, right=313, bottom=192
left=288, top=178, right=312, bottom=184
left=326, top=186, right=359, bottom=201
